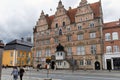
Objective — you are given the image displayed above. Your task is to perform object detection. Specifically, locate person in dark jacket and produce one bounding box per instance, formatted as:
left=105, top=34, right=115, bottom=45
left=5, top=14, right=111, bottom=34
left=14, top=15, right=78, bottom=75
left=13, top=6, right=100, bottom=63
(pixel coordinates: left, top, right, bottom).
left=19, top=67, right=25, bottom=80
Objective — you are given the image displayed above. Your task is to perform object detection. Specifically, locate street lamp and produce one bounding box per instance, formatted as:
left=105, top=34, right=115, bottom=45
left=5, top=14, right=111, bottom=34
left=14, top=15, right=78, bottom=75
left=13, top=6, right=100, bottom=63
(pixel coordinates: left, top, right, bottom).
left=83, top=56, right=86, bottom=71
left=0, top=40, right=4, bottom=80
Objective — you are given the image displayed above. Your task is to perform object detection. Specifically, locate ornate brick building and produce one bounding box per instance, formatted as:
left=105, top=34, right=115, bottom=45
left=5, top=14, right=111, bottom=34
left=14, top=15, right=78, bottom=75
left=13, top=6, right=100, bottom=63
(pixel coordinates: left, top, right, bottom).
left=103, top=19, right=120, bottom=70
left=33, top=0, right=103, bottom=70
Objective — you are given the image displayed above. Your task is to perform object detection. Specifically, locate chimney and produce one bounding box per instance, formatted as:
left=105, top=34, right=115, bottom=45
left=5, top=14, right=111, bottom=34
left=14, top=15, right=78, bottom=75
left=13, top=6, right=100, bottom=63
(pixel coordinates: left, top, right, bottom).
left=69, top=6, right=72, bottom=10
left=46, top=14, right=49, bottom=17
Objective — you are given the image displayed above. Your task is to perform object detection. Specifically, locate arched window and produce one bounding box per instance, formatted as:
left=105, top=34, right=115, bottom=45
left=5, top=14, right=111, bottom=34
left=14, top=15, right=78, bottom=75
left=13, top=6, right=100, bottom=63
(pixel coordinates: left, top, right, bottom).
left=59, top=29, right=62, bottom=35
left=112, top=32, right=118, bottom=40
left=105, top=33, right=111, bottom=41
left=55, top=23, right=58, bottom=28
left=63, top=22, right=65, bottom=26
left=106, top=46, right=112, bottom=53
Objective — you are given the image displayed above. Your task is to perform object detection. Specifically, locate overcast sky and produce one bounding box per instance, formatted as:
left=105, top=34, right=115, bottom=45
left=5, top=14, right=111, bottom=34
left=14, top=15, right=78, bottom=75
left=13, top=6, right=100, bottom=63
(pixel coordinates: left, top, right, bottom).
left=0, top=0, right=120, bottom=43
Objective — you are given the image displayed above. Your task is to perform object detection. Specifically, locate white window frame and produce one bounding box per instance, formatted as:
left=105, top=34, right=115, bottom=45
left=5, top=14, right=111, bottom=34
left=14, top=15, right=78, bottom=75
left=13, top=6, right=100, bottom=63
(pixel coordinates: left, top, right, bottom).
left=91, top=45, right=96, bottom=54
left=67, top=47, right=72, bottom=55
left=77, top=46, right=85, bottom=55
left=105, top=33, right=111, bottom=41
left=45, top=49, right=51, bottom=57
left=67, top=35, right=72, bottom=41
left=113, top=45, right=119, bottom=52
left=112, top=32, right=118, bottom=40
left=78, top=34, right=83, bottom=40
left=90, top=32, right=96, bottom=38
left=106, top=46, right=112, bottom=53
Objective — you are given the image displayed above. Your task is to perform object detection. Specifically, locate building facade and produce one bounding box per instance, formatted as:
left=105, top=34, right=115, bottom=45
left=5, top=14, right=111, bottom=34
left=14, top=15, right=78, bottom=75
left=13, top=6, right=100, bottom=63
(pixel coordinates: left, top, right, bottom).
left=103, top=20, right=120, bottom=70
left=33, top=0, right=103, bottom=70
left=2, top=39, right=33, bottom=67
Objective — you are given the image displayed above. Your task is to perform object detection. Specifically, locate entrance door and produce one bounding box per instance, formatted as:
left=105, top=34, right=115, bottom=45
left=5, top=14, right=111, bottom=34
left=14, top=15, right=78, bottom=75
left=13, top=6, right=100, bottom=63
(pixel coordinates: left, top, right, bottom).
left=95, top=61, right=100, bottom=70
left=106, top=59, right=112, bottom=70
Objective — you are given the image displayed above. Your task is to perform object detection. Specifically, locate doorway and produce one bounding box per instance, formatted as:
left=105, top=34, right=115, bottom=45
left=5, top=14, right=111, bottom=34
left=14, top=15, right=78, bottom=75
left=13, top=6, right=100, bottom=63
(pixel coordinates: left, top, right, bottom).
left=106, top=59, right=112, bottom=70
left=95, top=61, right=100, bottom=70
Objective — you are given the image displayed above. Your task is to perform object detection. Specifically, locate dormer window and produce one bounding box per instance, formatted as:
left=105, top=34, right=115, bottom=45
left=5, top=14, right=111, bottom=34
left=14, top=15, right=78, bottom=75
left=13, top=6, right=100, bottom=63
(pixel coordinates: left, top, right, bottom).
left=78, top=25, right=82, bottom=30
left=80, top=18, right=82, bottom=22
left=56, top=23, right=58, bottom=28
left=89, top=22, right=94, bottom=28
left=63, top=22, right=65, bottom=26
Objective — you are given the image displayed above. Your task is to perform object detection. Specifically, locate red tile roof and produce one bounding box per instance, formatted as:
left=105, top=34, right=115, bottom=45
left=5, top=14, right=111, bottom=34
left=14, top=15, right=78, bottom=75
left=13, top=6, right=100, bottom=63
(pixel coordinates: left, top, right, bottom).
left=104, top=21, right=120, bottom=28
left=90, top=2, right=101, bottom=18
left=67, top=8, right=77, bottom=23
left=45, top=15, right=54, bottom=29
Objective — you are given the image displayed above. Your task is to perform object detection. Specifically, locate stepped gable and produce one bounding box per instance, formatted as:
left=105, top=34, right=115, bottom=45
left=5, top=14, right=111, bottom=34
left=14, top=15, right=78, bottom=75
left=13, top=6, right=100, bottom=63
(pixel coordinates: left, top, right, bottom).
left=45, top=1, right=100, bottom=26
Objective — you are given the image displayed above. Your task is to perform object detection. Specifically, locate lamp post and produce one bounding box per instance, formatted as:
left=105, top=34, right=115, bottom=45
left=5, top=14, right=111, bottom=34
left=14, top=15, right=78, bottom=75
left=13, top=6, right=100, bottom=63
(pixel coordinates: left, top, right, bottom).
left=0, top=40, right=4, bottom=80
left=83, top=56, right=86, bottom=71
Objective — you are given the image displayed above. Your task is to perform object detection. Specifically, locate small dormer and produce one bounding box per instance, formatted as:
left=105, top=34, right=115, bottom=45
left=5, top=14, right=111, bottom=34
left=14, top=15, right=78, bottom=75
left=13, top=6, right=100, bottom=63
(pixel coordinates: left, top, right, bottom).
left=36, top=10, right=49, bottom=32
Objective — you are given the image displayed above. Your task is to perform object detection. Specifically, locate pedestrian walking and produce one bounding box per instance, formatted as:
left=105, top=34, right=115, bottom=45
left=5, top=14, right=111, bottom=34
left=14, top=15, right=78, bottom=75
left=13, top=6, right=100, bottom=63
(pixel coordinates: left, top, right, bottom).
left=19, top=67, right=25, bottom=80
left=11, top=67, right=19, bottom=80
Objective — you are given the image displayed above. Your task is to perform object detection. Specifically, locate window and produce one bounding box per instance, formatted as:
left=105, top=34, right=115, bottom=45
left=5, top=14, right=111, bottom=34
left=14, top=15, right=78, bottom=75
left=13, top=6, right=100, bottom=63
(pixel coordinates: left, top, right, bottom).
left=105, top=33, right=111, bottom=41
left=45, top=49, right=51, bottom=57
left=80, top=60, right=84, bottom=65
left=78, top=25, right=82, bottom=30
left=10, top=52, right=13, bottom=57
left=56, top=23, right=58, bottom=28
left=86, top=59, right=91, bottom=65
left=17, top=51, right=20, bottom=57
left=63, top=22, right=65, bottom=26
left=22, top=61, right=24, bottom=65
left=89, top=22, right=94, bottom=28
left=67, top=27, right=71, bottom=31
left=106, top=46, right=112, bottom=53
left=59, top=29, right=62, bottom=35
left=90, top=32, right=96, bottom=38
left=77, top=46, right=85, bottom=55
left=22, top=52, right=24, bottom=57
left=41, top=32, right=44, bottom=36
left=45, top=40, right=50, bottom=44
left=80, top=18, right=82, bottom=22
left=113, top=45, right=119, bottom=52
left=67, top=47, right=72, bottom=55
left=91, top=45, right=96, bottom=54
left=26, top=52, right=29, bottom=57
left=57, top=52, right=59, bottom=56
left=78, top=34, right=83, bottom=40
left=60, top=52, right=62, bottom=56
left=46, top=31, right=50, bottom=35
left=67, top=35, right=72, bottom=41
left=36, top=50, right=42, bottom=57
left=10, top=61, right=13, bottom=65
left=64, top=62, right=66, bottom=66
left=54, top=38, right=58, bottom=43
left=112, top=32, right=118, bottom=40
